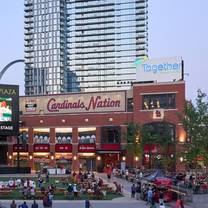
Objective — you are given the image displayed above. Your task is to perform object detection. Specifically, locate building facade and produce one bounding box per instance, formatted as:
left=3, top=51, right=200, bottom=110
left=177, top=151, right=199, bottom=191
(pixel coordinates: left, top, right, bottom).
left=7, top=81, right=186, bottom=172
left=24, top=0, right=148, bottom=95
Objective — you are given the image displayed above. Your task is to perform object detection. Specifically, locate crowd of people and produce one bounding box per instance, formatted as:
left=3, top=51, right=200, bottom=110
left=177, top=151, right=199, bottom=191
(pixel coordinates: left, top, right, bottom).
left=0, top=199, right=93, bottom=208
left=174, top=172, right=208, bottom=194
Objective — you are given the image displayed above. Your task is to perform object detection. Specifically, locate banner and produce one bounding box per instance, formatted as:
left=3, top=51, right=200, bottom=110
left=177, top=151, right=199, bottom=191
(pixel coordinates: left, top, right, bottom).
left=136, top=57, right=183, bottom=83
left=20, top=91, right=126, bottom=114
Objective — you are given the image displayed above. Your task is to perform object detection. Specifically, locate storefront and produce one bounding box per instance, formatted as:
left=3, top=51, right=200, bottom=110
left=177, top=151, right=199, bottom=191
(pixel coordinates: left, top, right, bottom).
left=78, top=144, right=96, bottom=171
left=33, top=144, right=50, bottom=171
left=55, top=144, right=72, bottom=169
left=6, top=81, right=186, bottom=172
left=12, top=144, right=29, bottom=167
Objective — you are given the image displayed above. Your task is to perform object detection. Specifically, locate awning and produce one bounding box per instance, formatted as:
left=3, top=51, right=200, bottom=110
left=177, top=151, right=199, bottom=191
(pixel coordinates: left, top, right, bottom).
left=96, top=150, right=122, bottom=154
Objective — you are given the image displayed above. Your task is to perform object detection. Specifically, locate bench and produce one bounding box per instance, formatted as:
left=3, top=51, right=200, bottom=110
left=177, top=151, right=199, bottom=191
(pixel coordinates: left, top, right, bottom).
left=55, top=188, right=66, bottom=194
left=0, top=189, right=12, bottom=196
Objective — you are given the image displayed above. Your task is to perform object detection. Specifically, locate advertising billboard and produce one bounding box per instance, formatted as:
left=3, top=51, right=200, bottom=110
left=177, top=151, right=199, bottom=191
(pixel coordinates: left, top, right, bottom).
left=136, top=57, right=183, bottom=83
left=0, top=85, right=19, bottom=136
left=20, top=91, right=126, bottom=115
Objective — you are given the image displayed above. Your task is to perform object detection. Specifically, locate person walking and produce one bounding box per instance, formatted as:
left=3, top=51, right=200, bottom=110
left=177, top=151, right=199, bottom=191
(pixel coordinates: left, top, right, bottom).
left=10, top=200, right=17, bottom=208
left=31, top=200, right=38, bottom=208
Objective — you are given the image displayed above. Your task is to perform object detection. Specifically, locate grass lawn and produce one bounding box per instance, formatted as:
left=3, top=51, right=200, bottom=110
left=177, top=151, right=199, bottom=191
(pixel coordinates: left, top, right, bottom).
left=0, top=177, right=123, bottom=200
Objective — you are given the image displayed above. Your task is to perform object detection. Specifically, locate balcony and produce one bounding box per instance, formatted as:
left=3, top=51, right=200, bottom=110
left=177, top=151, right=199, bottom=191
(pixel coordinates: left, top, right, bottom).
left=24, top=12, right=33, bottom=18
left=24, top=48, right=34, bottom=53
left=24, top=7, right=33, bottom=12
left=24, top=0, right=32, bottom=6
left=24, top=24, right=34, bottom=30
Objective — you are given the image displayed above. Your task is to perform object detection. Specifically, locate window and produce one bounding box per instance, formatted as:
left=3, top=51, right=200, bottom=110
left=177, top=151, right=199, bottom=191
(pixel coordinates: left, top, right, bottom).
left=127, top=98, right=134, bottom=112
left=142, top=94, right=176, bottom=110
left=101, top=126, right=121, bottom=144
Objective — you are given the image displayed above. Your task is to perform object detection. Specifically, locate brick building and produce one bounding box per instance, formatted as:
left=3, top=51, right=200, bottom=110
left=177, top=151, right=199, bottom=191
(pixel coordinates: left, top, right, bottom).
left=7, top=81, right=186, bottom=172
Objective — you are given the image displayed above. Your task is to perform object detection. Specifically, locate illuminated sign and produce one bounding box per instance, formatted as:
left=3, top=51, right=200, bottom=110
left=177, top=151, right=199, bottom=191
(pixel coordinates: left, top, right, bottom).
left=78, top=144, right=96, bottom=153
left=20, top=91, right=126, bottom=114
left=153, top=109, right=164, bottom=120
left=55, top=144, right=72, bottom=152
left=136, top=57, right=183, bottom=82
left=0, top=85, right=19, bottom=136
left=34, top=144, right=50, bottom=152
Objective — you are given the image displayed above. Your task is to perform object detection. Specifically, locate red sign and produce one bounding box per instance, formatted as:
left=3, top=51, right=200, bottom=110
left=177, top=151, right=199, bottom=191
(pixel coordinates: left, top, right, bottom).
left=144, top=144, right=158, bottom=153
left=101, top=144, right=120, bottom=151
left=34, top=158, right=50, bottom=163
left=34, top=144, right=50, bottom=152
left=55, top=144, right=72, bottom=152
left=13, top=144, right=28, bottom=152
left=78, top=144, right=96, bottom=153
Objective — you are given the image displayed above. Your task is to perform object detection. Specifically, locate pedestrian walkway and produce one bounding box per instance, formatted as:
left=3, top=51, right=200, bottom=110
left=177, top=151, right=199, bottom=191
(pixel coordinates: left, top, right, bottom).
left=95, top=173, right=203, bottom=208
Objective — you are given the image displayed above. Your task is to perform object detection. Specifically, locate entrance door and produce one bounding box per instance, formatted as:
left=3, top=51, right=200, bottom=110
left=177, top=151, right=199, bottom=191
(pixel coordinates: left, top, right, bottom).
left=0, top=144, right=8, bottom=165
left=86, top=158, right=96, bottom=171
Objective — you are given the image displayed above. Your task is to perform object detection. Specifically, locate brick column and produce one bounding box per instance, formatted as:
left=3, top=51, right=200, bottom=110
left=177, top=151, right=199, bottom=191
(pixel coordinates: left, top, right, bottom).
left=96, top=127, right=102, bottom=171
left=7, top=136, right=14, bottom=166
left=49, top=128, right=56, bottom=167
left=72, top=127, right=79, bottom=171
left=120, top=125, right=127, bottom=146
left=28, top=128, right=34, bottom=171
left=96, top=127, right=101, bottom=149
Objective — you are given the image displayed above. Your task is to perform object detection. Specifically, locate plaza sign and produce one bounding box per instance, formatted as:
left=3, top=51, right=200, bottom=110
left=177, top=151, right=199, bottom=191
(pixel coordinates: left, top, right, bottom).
left=136, top=57, right=183, bottom=83
left=20, top=91, right=126, bottom=114
left=0, top=84, right=19, bottom=136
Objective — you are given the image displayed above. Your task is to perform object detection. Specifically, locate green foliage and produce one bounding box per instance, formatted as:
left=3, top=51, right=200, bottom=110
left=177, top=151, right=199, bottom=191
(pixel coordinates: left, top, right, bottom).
left=180, top=89, right=208, bottom=167
left=141, top=122, right=175, bottom=147
left=125, top=122, right=143, bottom=157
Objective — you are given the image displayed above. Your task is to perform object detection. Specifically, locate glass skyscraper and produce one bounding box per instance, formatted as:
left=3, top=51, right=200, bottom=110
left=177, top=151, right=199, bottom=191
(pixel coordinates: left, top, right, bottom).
left=24, top=0, right=148, bottom=95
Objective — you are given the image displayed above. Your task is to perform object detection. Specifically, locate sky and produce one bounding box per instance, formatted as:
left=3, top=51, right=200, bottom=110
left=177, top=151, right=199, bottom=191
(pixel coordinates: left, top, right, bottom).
left=0, top=0, right=208, bottom=99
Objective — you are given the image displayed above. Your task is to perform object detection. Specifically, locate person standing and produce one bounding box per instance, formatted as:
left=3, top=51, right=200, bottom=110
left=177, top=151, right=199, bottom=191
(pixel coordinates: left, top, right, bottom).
left=135, top=183, right=141, bottom=200
left=150, top=201, right=157, bottom=208
left=131, top=183, right=136, bottom=198
left=10, top=200, right=17, bottom=208
left=159, top=190, right=164, bottom=205
left=85, top=199, right=92, bottom=208
left=146, top=188, right=153, bottom=205
left=43, top=194, right=52, bottom=208
left=175, top=197, right=184, bottom=208
left=46, top=171, right=49, bottom=183
left=18, top=201, right=29, bottom=208
left=31, top=200, right=38, bottom=208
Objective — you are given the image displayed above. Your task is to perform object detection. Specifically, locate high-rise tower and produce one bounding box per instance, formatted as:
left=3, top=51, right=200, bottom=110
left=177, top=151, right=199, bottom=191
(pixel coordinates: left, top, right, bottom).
left=24, top=0, right=148, bottom=95
left=24, top=0, right=69, bottom=95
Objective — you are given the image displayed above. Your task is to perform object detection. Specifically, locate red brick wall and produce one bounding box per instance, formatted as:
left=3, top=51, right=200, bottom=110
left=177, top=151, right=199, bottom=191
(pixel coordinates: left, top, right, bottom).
left=17, top=81, right=186, bottom=171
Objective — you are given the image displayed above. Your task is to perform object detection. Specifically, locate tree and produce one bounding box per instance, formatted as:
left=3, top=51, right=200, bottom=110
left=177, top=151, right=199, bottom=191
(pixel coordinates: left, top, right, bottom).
left=125, top=122, right=175, bottom=170
left=125, top=122, right=143, bottom=158
left=141, top=122, right=176, bottom=171
left=125, top=122, right=151, bottom=167
left=179, top=89, right=208, bottom=170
